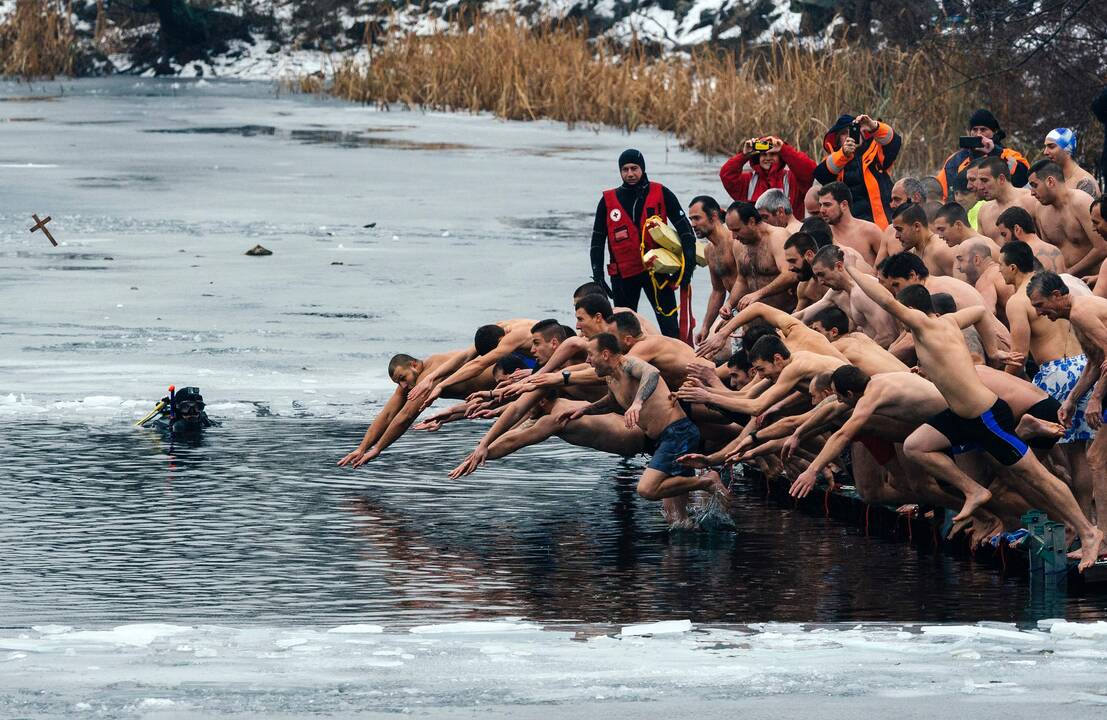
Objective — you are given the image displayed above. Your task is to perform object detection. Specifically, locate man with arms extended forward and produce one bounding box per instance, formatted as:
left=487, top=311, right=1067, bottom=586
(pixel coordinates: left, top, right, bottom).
left=807, top=244, right=899, bottom=347
left=558, top=333, right=730, bottom=507
left=338, top=319, right=536, bottom=467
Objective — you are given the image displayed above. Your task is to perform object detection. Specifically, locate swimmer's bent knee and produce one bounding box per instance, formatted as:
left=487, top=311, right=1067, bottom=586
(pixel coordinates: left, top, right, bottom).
left=636, top=480, right=662, bottom=501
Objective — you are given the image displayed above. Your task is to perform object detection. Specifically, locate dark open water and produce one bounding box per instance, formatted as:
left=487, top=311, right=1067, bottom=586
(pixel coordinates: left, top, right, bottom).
left=5, top=416, right=1106, bottom=628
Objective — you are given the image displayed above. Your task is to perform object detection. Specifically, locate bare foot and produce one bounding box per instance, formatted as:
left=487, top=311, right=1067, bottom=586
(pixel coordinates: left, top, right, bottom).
left=947, top=517, right=971, bottom=540
left=952, top=486, right=992, bottom=523
left=970, top=516, right=1004, bottom=547
left=1015, top=414, right=1065, bottom=442
left=1078, top=528, right=1106, bottom=572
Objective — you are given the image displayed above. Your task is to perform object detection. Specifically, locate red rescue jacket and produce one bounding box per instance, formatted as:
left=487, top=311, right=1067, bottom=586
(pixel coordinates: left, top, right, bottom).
left=603, top=181, right=666, bottom=279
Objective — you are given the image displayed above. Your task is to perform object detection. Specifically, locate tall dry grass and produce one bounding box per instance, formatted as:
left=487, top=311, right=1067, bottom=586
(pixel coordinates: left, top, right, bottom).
left=0, top=0, right=78, bottom=79
left=328, top=15, right=978, bottom=175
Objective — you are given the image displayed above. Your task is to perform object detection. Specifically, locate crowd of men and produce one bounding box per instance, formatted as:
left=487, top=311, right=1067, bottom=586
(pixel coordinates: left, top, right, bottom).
left=340, top=105, right=1107, bottom=572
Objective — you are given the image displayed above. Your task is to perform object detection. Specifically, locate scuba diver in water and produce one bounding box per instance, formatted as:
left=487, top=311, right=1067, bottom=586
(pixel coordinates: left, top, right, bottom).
left=136, top=385, right=217, bottom=436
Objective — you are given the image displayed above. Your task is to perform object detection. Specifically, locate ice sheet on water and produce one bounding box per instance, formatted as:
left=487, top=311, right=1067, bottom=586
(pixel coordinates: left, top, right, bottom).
left=620, top=619, right=693, bottom=636
left=55, top=623, right=191, bottom=647
left=409, top=621, right=543, bottom=634
left=2, top=621, right=1107, bottom=714
left=1047, top=620, right=1107, bottom=638
left=327, top=623, right=385, bottom=634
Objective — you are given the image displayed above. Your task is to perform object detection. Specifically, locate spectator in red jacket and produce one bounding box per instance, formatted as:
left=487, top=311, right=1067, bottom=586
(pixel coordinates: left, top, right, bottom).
left=719, top=135, right=816, bottom=219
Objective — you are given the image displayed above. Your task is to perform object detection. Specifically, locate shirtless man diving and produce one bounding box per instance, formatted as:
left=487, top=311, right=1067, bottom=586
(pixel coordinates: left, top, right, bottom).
left=338, top=346, right=493, bottom=468
left=849, top=264, right=1103, bottom=570
left=558, top=333, right=730, bottom=505
left=806, top=244, right=899, bottom=347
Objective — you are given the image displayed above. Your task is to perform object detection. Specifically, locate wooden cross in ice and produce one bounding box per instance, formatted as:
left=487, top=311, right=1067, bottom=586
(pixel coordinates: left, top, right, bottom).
left=30, top=213, right=56, bottom=246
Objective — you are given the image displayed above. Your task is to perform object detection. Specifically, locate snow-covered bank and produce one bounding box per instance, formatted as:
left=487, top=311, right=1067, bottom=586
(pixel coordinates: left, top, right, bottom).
left=3, top=620, right=1107, bottom=716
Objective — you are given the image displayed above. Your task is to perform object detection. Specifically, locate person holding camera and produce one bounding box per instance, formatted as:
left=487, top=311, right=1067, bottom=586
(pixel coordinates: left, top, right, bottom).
left=719, top=135, right=816, bottom=219
left=814, top=113, right=901, bottom=229
left=935, top=109, right=1030, bottom=202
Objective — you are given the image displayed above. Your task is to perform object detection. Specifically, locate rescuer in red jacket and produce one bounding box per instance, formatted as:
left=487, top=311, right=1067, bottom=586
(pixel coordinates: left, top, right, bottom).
left=590, top=149, right=698, bottom=341
left=719, top=135, right=817, bottom=219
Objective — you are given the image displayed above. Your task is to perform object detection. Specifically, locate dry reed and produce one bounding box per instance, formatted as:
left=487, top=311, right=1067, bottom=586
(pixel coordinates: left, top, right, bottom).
left=327, top=15, right=979, bottom=175
left=0, top=0, right=78, bottom=79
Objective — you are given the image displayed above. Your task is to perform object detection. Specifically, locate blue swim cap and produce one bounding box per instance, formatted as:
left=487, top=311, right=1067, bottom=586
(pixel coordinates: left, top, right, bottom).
left=1045, top=128, right=1076, bottom=155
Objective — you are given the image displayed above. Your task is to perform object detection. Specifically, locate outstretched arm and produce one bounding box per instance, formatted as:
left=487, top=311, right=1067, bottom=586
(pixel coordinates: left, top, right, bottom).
left=780, top=398, right=851, bottom=457
left=433, top=326, right=532, bottom=394
left=407, top=349, right=475, bottom=408
left=698, top=301, right=796, bottom=358
left=794, top=291, right=838, bottom=322
left=844, top=263, right=924, bottom=330
left=789, top=395, right=879, bottom=497
left=534, top=336, right=587, bottom=375
left=485, top=415, right=563, bottom=462
left=473, top=391, right=546, bottom=451
left=338, top=386, right=406, bottom=466
left=680, top=363, right=803, bottom=417
left=349, top=393, right=426, bottom=466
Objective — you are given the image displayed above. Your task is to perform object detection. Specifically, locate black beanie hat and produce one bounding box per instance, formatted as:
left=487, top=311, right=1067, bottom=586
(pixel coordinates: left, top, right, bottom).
left=968, top=109, right=1005, bottom=141
left=618, top=148, right=645, bottom=170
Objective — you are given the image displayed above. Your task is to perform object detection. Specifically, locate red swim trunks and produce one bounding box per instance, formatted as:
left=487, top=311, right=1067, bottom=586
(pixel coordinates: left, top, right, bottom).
left=854, top=435, right=896, bottom=466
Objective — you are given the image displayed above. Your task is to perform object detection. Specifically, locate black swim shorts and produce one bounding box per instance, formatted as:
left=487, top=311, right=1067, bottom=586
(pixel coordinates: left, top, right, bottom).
left=1026, top=396, right=1063, bottom=451
left=925, top=399, right=1029, bottom=467
left=647, top=417, right=700, bottom=477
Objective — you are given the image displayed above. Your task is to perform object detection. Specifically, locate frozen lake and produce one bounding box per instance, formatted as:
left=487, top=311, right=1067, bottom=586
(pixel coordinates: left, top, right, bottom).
left=2, top=78, right=1107, bottom=717
left=0, top=77, right=716, bottom=415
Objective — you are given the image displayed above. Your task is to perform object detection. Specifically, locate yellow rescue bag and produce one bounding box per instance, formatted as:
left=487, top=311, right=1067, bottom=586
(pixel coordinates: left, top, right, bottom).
left=645, top=217, right=708, bottom=267
left=643, top=247, right=682, bottom=276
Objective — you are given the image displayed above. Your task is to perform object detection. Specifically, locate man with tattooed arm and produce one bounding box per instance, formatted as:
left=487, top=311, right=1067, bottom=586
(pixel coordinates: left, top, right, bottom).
left=558, top=333, right=730, bottom=509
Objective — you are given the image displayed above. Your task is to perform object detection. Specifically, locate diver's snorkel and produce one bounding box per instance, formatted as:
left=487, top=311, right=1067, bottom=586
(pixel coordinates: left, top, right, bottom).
left=168, top=385, right=176, bottom=444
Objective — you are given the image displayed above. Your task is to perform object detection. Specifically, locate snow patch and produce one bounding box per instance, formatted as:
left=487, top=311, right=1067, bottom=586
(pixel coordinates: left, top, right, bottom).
left=327, top=624, right=385, bottom=634
left=409, top=621, right=542, bottom=634
left=1049, top=621, right=1107, bottom=639
left=57, top=624, right=190, bottom=647
left=621, top=619, right=694, bottom=636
